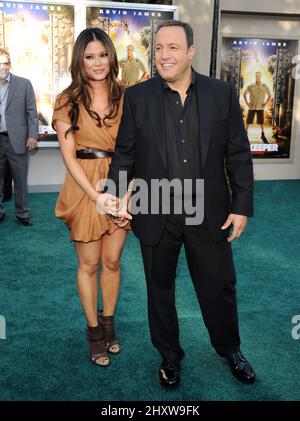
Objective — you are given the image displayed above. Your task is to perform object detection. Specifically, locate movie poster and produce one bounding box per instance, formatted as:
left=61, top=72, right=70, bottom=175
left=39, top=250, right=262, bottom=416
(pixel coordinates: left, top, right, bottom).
left=86, top=2, right=178, bottom=88
left=0, top=1, right=74, bottom=141
left=220, top=37, right=298, bottom=159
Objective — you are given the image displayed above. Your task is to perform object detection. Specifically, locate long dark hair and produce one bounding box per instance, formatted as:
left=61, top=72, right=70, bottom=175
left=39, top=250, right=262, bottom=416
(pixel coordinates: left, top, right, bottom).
left=56, top=27, right=122, bottom=137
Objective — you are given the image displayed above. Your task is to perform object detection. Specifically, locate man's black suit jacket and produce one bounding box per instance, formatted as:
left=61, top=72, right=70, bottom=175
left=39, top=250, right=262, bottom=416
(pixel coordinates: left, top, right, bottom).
left=107, top=72, right=254, bottom=246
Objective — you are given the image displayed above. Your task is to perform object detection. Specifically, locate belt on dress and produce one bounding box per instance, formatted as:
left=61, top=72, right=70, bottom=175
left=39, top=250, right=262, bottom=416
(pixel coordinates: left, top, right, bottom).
left=76, top=148, right=114, bottom=159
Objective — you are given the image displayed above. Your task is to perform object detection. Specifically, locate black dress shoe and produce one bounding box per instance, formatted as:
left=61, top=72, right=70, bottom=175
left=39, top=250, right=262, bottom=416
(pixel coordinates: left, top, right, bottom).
left=224, top=350, right=255, bottom=384
left=16, top=216, right=33, bottom=226
left=0, top=213, right=5, bottom=222
left=159, top=359, right=181, bottom=388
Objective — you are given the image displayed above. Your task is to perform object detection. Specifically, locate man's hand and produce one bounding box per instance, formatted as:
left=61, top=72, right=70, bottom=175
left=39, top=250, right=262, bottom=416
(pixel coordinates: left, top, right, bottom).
left=96, top=193, right=132, bottom=220
left=221, top=213, right=248, bottom=242
left=96, top=193, right=120, bottom=216
left=109, top=194, right=132, bottom=228
left=112, top=216, right=130, bottom=228
left=26, top=137, right=37, bottom=151
left=118, top=193, right=132, bottom=220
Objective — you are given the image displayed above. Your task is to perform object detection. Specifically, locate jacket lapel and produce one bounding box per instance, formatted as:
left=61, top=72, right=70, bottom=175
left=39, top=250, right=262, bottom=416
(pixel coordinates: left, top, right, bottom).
left=6, top=74, right=17, bottom=109
left=146, top=78, right=168, bottom=170
left=196, top=73, right=213, bottom=171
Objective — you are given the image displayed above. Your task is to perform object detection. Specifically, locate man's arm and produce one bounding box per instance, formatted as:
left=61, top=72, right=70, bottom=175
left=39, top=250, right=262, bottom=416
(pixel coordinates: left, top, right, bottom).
left=25, top=80, right=39, bottom=150
left=137, top=60, right=147, bottom=83
left=243, top=87, right=252, bottom=108
left=263, top=85, right=271, bottom=107
left=98, top=89, right=137, bottom=218
left=107, top=89, right=136, bottom=193
left=117, top=60, right=126, bottom=86
left=222, top=84, right=254, bottom=242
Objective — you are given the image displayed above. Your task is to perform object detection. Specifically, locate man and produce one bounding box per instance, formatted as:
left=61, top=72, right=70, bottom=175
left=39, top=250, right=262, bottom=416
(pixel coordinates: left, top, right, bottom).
left=118, top=45, right=147, bottom=88
left=243, top=71, right=271, bottom=144
left=99, top=21, right=255, bottom=387
left=0, top=48, right=38, bottom=226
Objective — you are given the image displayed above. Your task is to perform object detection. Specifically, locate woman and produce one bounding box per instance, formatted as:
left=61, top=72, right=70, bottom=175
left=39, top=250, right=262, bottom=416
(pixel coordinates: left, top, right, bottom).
left=52, top=28, right=129, bottom=367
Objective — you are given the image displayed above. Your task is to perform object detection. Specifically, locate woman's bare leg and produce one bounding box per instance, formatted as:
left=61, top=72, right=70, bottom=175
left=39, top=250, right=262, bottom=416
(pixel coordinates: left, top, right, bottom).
left=100, top=228, right=127, bottom=316
left=100, top=228, right=127, bottom=353
left=75, top=240, right=110, bottom=365
left=75, top=240, right=102, bottom=327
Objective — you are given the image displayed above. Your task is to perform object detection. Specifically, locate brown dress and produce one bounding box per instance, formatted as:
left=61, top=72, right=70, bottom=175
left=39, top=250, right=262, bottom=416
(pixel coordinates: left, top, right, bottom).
left=52, top=94, right=129, bottom=243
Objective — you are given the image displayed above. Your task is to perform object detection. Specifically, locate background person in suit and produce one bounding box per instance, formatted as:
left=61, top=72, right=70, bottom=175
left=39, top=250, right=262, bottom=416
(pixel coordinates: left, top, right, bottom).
left=99, top=20, right=255, bottom=387
left=0, top=48, right=38, bottom=226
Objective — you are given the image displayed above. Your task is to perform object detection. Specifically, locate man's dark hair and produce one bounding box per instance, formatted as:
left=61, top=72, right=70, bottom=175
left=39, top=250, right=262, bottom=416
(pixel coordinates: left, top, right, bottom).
left=156, top=20, right=194, bottom=48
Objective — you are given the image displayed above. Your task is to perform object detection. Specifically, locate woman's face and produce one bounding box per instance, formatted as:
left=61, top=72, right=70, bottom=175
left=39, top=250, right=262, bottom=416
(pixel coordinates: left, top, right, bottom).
left=83, top=40, right=110, bottom=82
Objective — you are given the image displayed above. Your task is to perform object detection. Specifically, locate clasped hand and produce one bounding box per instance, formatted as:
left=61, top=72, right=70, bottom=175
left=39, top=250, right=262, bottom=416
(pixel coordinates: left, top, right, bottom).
left=96, top=193, right=132, bottom=227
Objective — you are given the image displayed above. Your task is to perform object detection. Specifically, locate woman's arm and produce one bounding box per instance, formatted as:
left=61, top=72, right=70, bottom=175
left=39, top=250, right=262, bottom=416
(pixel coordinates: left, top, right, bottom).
left=54, top=119, right=99, bottom=202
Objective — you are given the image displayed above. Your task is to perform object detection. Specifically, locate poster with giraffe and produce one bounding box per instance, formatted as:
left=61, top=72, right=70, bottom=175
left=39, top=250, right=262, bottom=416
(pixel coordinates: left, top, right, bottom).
left=86, top=2, right=178, bottom=89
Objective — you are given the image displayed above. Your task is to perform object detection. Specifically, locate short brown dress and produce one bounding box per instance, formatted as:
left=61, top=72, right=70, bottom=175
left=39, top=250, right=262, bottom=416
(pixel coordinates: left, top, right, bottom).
left=52, top=94, right=130, bottom=243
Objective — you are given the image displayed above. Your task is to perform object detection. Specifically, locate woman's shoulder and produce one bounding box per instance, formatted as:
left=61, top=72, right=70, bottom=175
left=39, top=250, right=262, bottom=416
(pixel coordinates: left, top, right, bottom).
left=54, top=91, right=71, bottom=110
left=52, top=91, right=73, bottom=126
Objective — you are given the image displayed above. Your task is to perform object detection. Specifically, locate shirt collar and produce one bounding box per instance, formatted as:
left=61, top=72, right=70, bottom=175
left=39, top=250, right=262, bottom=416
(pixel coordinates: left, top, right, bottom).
left=190, top=68, right=196, bottom=86
left=160, top=68, right=196, bottom=92
left=3, top=73, right=10, bottom=84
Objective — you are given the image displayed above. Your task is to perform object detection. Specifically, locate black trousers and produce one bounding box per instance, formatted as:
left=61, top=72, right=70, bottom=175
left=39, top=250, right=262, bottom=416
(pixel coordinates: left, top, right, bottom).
left=140, top=213, right=241, bottom=362
left=0, top=134, right=29, bottom=218
left=3, top=159, right=12, bottom=202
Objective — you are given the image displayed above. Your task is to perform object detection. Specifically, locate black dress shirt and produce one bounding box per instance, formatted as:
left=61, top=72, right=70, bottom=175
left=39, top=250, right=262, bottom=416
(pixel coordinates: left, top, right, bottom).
left=161, top=70, right=201, bottom=197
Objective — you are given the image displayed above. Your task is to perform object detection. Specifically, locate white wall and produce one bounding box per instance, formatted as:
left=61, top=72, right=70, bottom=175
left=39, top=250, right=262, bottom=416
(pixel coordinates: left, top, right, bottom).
left=28, top=148, right=66, bottom=192
left=220, top=0, right=300, bottom=14
left=173, top=0, right=214, bottom=75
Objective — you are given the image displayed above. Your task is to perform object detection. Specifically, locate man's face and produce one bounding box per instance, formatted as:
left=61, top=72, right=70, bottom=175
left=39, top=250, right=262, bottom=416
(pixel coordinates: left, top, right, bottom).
left=154, top=26, right=195, bottom=83
left=0, top=54, right=11, bottom=81
left=255, top=72, right=261, bottom=83
left=127, top=46, right=134, bottom=59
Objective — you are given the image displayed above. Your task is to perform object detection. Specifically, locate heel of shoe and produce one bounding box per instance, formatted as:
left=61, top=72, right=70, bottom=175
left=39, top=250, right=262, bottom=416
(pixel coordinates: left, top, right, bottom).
left=86, top=324, right=110, bottom=366
left=97, top=309, right=121, bottom=354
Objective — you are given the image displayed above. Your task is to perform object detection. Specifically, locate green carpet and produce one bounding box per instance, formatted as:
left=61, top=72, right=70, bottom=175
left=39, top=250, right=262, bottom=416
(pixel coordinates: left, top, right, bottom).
left=0, top=180, right=299, bottom=401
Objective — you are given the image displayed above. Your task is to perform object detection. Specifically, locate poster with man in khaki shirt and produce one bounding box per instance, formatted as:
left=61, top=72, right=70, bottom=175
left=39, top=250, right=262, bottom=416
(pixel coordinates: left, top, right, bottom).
left=243, top=71, right=271, bottom=143
left=119, top=45, right=148, bottom=88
